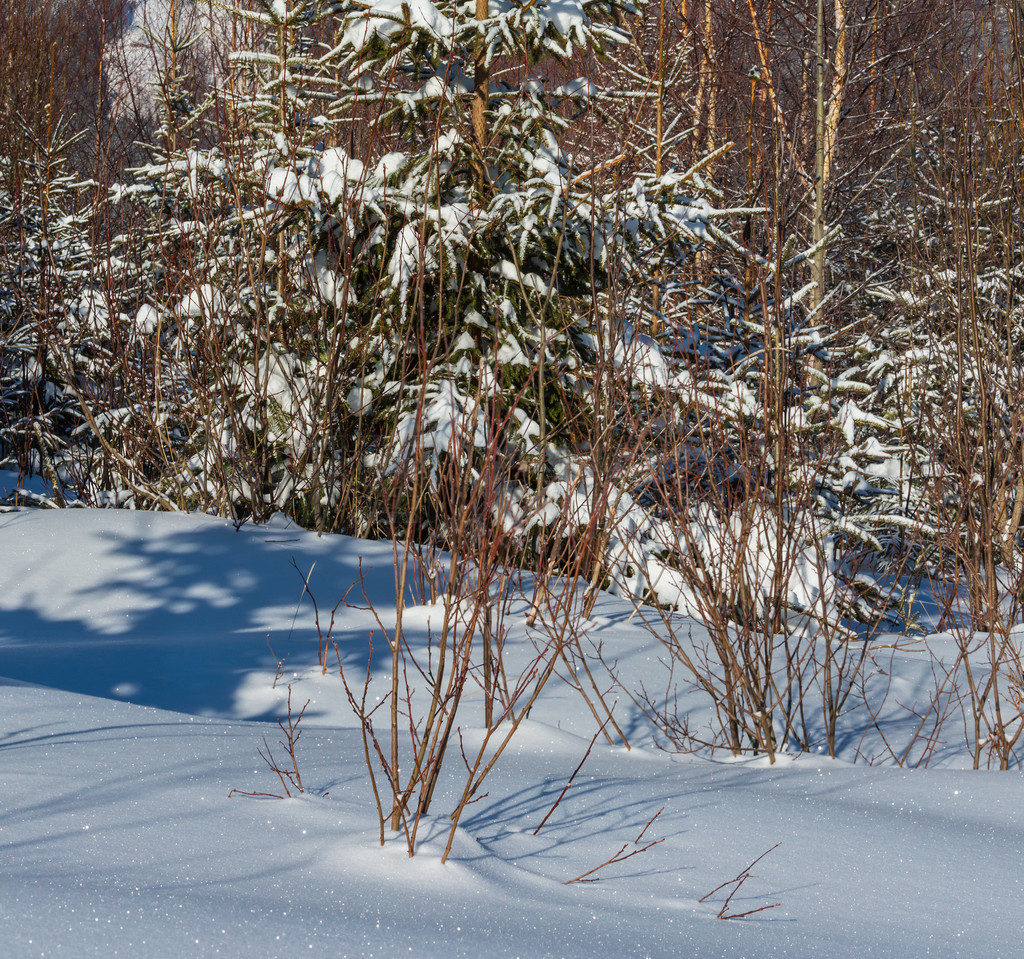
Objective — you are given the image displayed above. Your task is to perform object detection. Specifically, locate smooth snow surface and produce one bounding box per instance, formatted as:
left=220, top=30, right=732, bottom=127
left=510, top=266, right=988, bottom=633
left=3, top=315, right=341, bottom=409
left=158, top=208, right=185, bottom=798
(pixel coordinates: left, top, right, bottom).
left=1, top=509, right=1021, bottom=958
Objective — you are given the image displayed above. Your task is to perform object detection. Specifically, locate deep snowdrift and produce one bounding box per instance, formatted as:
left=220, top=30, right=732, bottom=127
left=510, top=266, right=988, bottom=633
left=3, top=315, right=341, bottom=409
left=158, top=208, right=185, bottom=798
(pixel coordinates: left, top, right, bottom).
left=1, top=507, right=1021, bottom=958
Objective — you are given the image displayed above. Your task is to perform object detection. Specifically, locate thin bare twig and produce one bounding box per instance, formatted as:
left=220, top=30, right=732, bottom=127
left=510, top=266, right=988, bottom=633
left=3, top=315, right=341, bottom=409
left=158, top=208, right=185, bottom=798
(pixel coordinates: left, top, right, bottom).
left=563, top=807, right=666, bottom=884
left=534, top=718, right=609, bottom=835
left=699, top=842, right=781, bottom=919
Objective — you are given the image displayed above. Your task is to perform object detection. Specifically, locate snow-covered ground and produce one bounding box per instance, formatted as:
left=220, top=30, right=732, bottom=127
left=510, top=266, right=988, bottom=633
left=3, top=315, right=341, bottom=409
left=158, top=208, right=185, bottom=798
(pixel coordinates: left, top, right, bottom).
left=1, top=502, right=1021, bottom=958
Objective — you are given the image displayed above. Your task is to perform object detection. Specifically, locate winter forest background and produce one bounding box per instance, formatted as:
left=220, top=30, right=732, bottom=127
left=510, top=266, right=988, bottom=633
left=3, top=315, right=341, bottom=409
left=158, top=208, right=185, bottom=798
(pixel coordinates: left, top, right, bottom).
left=5, top=0, right=1024, bottom=772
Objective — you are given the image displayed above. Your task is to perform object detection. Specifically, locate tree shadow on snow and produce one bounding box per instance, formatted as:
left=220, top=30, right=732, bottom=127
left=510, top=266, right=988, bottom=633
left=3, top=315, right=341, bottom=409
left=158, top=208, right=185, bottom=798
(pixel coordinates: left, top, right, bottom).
left=0, top=511, right=406, bottom=720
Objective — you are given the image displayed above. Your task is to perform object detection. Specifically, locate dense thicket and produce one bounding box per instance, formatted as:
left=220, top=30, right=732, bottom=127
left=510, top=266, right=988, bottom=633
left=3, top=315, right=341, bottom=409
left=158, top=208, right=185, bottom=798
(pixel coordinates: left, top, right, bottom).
left=3, top=0, right=1024, bottom=763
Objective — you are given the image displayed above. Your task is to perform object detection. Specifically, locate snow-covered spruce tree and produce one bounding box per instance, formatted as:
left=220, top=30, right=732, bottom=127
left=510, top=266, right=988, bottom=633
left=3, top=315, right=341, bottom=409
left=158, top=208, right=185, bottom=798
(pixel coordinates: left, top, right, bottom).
left=101, top=1, right=356, bottom=521
left=590, top=235, right=932, bottom=759
left=270, top=0, right=721, bottom=546
left=86, top=6, right=229, bottom=512
left=3, top=5, right=230, bottom=512
left=862, top=105, right=1024, bottom=627
left=569, top=220, right=923, bottom=623
left=0, top=123, right=103, bottom=506
left=89, top=0, right=718, bottom=540
left=838, top=44, right=1024, bottom=768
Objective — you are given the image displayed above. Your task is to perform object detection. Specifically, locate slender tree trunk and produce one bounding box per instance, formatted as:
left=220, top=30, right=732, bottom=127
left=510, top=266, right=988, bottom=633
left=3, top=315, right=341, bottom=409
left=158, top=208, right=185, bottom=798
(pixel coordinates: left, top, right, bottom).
left=472, top=0, right=489, bottom=201
left=812, top=0, right=826, bottom=310
left=277, top=16, right=288, bottom=305
left=811, top=0, right=847, bottom=314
